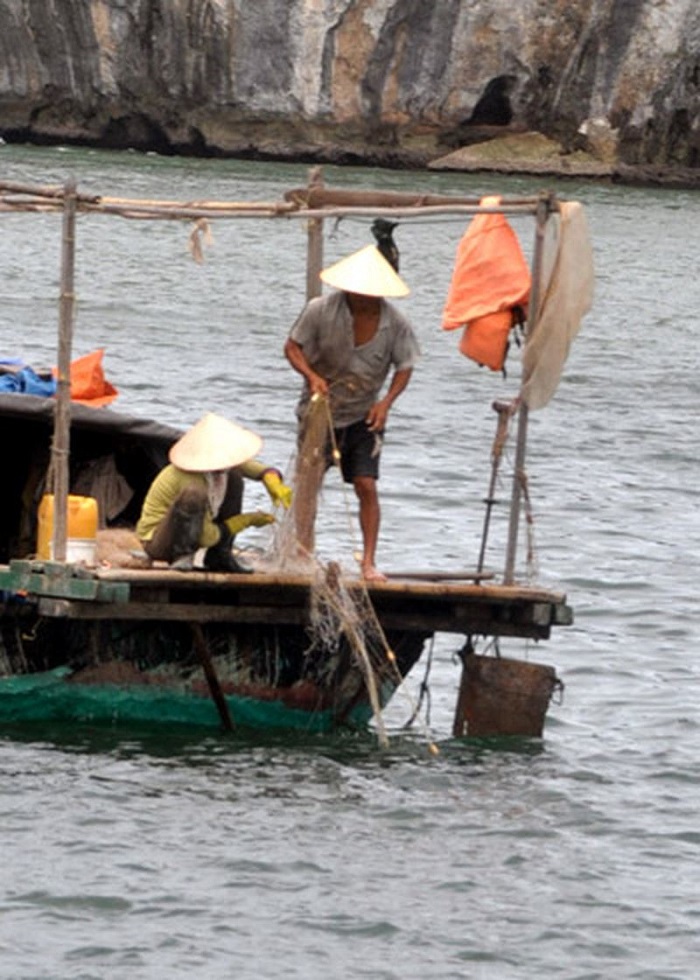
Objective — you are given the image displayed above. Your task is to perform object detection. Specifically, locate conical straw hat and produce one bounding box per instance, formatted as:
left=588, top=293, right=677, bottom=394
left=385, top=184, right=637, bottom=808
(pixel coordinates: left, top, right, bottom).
left=320, top=244, right=410, bottom=298
left=169, top=413, right=262, bottom=472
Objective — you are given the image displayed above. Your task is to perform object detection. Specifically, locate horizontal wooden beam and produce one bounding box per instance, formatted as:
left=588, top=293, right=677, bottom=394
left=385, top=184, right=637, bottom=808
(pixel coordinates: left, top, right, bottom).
left=37, top=598, right=307, bottom=625
left=35, top=595, right=565, bottom=639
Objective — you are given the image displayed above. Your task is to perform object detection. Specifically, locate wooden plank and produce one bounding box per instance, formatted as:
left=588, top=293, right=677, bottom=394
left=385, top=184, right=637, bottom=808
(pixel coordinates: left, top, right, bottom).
left=35, top=593, right=565, bottom=637
left=379, top=617, right=552, bottom=640
left=93, top=565, right=566, bottom=605
left=94, top=567, right=313, bottom=588
left=368, top=580, right=568, bottom=604
left=553, top=603, right=574, bottom=626
left=37, top=599, right=308, bottom=624
left=531, top=602, right=557, bottom=626
left=385, top=570, right=495, bottom=582
left=3, top=560, right=130, bottom=602
left=0, top=565, right=128, bottom=603
left=446, top=598, right=565, bottom=635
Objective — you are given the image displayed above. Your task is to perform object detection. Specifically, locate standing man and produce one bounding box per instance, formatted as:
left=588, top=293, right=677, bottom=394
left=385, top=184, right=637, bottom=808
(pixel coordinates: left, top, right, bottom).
left=284, top=243, right=420, bottom=582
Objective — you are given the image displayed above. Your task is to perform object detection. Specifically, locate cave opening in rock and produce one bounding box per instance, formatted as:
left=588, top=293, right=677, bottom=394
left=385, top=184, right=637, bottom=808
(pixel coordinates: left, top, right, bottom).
left=102, top=114, right=172, bottom=154
left=466, top=75, right=516, bottom=126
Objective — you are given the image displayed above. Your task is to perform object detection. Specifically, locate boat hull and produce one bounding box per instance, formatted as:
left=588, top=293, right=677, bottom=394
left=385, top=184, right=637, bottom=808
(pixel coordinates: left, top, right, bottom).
left=0, top=606, right=429, bottom=732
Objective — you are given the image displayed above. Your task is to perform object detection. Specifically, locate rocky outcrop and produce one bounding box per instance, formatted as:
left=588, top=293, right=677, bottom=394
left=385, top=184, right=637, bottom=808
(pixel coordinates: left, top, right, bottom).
left=0, top=1, right=698, bottom=179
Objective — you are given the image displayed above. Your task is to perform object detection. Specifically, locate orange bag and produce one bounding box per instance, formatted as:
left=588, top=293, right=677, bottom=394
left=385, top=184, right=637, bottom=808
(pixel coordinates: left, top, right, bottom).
left=458, top=311, right=515, bottom=372
left=53, top=349, right=119, bottom=406
left=442, top=196, right=530, bottom=372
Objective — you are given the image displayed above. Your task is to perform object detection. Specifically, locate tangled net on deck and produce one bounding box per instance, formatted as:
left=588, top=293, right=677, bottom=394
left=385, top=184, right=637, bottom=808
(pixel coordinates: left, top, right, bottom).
left=261, top=396, right=401, bottom=746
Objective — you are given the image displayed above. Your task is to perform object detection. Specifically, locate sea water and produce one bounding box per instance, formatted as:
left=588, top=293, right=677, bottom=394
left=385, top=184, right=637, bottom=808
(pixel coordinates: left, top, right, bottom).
left=0, top=143, right=699, bottom=979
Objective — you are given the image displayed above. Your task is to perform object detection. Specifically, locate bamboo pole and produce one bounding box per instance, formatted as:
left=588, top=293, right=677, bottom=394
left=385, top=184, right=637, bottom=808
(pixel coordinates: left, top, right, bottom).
left=503, top=192, right=554, bottom=583
left=283, top=186, right=545, bottom=210
left=477, top=400, right=517, bottom=573
left=287, top=168, right=327, bottom=557
left=1, top=187, right=542, bottom=223
left=97, top=196, right=291, bottom=210
left=1, top=177, right=538, bottom=214
left=305, top=166, right=324, bottom=301
left=0, top=180, right=66, bottom=198
left=51, top=178, right=78, bottom=563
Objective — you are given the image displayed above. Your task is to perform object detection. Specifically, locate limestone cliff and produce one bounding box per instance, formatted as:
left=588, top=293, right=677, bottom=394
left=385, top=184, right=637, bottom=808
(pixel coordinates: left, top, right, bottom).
left=0, top=0, right=698, bottom=175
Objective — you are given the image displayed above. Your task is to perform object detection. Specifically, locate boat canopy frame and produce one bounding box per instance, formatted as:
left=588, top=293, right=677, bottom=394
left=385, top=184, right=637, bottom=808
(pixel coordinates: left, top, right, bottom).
left=0, top=170, right=560, bottom=582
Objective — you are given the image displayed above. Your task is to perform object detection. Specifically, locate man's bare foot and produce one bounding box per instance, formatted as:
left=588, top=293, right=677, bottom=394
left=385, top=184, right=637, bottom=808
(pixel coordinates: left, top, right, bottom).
left=361, top=563, right=387, bottom=583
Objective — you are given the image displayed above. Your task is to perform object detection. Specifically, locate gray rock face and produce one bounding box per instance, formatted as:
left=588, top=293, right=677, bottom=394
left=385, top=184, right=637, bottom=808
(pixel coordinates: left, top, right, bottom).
left=0, top=0, right=698, bottom=172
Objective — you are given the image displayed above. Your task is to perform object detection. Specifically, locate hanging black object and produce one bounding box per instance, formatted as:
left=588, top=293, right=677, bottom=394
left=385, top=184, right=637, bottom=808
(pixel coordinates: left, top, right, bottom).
left=371, top=218, right=400, bottom=271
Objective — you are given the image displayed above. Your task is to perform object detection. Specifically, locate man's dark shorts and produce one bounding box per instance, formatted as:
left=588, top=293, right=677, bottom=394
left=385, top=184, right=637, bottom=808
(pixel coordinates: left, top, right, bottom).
left=329, top=420, right=384, bottom=483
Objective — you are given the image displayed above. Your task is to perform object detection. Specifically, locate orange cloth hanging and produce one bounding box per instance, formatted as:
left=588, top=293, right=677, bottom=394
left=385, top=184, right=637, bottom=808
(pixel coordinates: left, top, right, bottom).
left=458, top=310, right=514, bottom=370
left=442, top=196, right=531, bottom=372
left=53, top=349, right=119, bottom=407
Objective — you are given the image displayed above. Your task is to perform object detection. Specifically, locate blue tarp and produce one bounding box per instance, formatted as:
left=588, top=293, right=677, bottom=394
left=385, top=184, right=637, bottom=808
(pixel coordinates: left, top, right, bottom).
left=0, top=362, right=57, bottom=397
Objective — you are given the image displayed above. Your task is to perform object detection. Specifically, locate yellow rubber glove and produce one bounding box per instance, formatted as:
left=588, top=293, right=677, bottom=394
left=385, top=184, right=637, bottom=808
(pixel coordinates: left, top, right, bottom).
left=223, top=511, right=276, bottom=536
left=262, top=469, right=293, bottom=509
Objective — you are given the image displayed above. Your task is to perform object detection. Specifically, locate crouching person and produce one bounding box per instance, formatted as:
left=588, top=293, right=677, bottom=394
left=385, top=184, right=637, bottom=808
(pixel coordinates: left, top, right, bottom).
left=136, top=413, right=292, bottom=573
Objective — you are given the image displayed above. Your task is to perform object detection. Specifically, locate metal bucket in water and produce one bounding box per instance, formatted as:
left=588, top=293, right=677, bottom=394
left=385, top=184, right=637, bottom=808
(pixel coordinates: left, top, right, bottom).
left=454, top=652, right=560, bottom=738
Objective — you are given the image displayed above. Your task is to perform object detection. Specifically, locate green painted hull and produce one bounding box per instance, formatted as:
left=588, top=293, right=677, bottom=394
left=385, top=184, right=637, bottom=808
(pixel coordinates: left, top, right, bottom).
left=0, top=667, right=379, bottom=733
left=0, top=601, right=427, bottom=736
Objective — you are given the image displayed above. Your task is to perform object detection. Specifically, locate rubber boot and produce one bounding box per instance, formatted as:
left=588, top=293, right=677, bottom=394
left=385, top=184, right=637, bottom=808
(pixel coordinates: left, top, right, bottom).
left=203, top=523, right=251, bottom=573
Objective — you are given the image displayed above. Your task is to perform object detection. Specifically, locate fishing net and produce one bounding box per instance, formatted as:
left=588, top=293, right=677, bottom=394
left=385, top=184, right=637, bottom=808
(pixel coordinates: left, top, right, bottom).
left=272, top=393, right=332, bottom=572
left=260, top=395, right=403, bottom=747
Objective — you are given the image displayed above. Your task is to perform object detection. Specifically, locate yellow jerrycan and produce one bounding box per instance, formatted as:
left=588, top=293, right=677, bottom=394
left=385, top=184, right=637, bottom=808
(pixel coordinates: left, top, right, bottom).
left=37, top=494, right=99, bottom=564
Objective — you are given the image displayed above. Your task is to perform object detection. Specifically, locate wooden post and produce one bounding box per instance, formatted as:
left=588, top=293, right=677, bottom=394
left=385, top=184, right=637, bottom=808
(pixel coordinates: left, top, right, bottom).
left=305, top=166, right=324, bottom=301
left=477, top=400, right=516, bottom=574
left=290, top=166, right=327, bottom=556
left=191, top=623, right=234, bottom=731
left=52, top=179, right=77, bottom=563
left=503, top=193, right=553, bottom=584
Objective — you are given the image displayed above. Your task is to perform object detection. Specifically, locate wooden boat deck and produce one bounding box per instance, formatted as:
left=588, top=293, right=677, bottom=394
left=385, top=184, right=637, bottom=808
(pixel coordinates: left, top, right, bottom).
left=0, top=560, right=573, bottom=642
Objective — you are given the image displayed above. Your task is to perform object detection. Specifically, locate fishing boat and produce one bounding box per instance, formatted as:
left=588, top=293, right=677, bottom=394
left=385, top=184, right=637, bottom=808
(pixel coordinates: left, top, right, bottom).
left=0, top=174, right=589, bottom=741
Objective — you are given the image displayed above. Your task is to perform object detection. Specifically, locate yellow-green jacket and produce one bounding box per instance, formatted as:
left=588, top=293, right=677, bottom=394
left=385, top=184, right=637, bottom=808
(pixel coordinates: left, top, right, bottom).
left=136, top=461, right=268, bottom=547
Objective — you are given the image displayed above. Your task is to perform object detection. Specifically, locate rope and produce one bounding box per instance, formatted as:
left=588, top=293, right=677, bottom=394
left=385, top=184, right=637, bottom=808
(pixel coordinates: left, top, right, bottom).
left=492, top=399, right=518, bottom=461
left=402, top=633, right=435, bottom=730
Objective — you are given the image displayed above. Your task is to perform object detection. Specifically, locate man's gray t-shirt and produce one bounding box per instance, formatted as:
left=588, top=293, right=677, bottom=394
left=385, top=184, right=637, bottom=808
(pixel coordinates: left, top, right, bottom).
left=289, top=291, right=420, bottom=428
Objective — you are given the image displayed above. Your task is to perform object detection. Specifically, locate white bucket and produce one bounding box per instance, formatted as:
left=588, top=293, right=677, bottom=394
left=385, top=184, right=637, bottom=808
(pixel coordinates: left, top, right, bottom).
left=50, top=538, right=97, bottom=565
